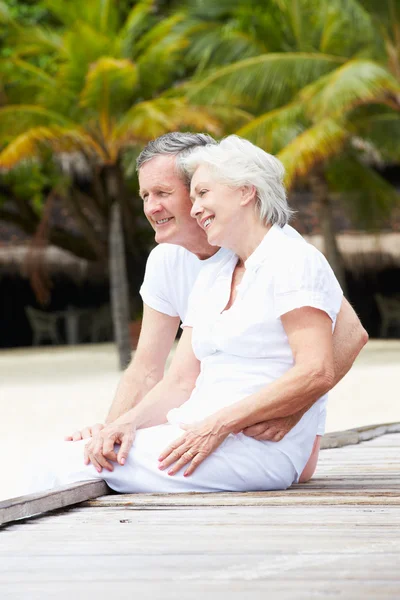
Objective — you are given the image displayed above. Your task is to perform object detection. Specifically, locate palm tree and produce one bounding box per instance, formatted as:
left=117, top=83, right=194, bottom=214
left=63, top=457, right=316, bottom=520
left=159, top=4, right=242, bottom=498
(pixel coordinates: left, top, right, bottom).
left=180, top=0, right=400, bottom=290
left=0, top=0, right=226, bottom=368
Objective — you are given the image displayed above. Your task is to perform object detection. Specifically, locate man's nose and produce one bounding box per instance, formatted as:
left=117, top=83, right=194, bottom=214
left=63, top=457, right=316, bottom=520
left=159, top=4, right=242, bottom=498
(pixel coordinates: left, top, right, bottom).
left=145, top=195, right=162, bottom=216
left=190, top=199, right=203, bottom=219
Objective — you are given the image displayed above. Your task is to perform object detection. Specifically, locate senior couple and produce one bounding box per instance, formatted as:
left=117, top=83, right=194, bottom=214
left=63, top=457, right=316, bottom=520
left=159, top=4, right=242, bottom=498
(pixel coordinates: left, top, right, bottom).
left=30, top=132, right=367, bottom=494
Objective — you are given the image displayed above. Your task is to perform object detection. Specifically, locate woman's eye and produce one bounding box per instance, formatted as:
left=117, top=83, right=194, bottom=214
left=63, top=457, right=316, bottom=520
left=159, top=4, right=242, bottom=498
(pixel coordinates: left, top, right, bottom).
left=199, top=189, right=207, bottom=197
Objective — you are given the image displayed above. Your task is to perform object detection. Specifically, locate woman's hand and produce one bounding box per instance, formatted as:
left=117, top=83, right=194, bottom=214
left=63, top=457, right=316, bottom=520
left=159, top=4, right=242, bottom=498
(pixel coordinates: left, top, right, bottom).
left=158, top=419, right=229, bottom=477
left=83, top=422, right=136, bottom=473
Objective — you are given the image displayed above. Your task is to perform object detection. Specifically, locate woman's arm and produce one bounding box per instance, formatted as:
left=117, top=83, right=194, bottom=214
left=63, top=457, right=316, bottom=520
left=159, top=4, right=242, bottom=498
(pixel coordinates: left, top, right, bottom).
left=242, top=297, right=368, bottom=442
left=159, top=306, right=335, bottom=477
left=217, top=306, right=335, bottom=434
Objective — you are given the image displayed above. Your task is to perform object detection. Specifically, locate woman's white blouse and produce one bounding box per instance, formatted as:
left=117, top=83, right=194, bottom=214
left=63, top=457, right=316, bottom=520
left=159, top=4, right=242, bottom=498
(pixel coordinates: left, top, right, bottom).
left=167, top=224, right=343, bottom=475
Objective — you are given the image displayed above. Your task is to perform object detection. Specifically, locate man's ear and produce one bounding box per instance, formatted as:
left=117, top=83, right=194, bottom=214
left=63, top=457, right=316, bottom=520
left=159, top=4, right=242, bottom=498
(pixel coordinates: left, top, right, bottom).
left=239, top=185, right=257, bottom=207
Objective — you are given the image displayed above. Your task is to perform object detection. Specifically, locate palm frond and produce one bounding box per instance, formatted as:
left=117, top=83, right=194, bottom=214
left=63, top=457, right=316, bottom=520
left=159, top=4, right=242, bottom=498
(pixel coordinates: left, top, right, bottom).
left=183, top=20, right=264, bottom=74
left=56, top=23, right=113, bottom=98
left=80, top=57, right=138, bottom=132
left=113, top=98, right=221, bottom=145
left=0, top=127, right=106, bottom=169
left=0, top=106, right=74, bottom=138
left=326, top=153, right=400, bottom=229
left=6, top=25, right=63, bottom=57
left=133, top=12, right=186, bottom=57
left=317, top=0, right=378, bottom=56
left=2, top=58, right=56, bottom=89
left=41, top=0, right=81, bottom=26
left=277, top=117, right=349, bottom=188
left=236, top=102, right=307, bottom=154
left=188, top=53, right=345, bottom=110
left=42, top=0, right=118, bottom=33
left=116, top=0, right=156, bottom=57
left=0, top=1, right=15, bottom=24
left=351, top=108, right=400, bottom=163
left=300, top=59, right=400, bottom=120
left=136, top=14, right=190, bottom=95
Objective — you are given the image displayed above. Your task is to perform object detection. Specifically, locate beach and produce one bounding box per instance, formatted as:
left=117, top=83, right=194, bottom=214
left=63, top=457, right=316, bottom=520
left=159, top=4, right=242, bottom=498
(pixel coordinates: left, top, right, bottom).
left=1, top=340, right=399, bottom=501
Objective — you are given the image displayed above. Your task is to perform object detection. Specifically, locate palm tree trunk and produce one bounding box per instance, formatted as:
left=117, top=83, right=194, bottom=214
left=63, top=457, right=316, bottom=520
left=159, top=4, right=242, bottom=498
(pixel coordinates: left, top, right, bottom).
left=309, top=171, right=347, bottom=295
left=107, top=166, right=132, bottom=370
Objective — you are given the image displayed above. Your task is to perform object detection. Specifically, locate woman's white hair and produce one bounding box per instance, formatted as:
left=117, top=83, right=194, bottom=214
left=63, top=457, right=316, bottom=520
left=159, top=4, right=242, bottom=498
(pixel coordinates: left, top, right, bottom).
left=180, top=135, right=293, bottom=227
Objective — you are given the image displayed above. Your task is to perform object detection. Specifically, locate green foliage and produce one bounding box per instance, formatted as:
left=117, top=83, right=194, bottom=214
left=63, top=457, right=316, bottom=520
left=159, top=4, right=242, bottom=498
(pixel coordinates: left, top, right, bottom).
left=326, top=154, right=399, bottom=229
left=0, top=157, right=62, bottom=215
left=0, top=0, right=399, bottom=242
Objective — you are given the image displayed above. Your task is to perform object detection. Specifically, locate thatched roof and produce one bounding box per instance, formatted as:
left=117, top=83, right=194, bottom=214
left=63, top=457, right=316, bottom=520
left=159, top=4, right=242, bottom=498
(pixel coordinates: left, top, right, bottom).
left=1, top=232, right=399, bottom=282
left=305, top=232, right=400, bottom=271
left=0, top=244, right=105, bottom=282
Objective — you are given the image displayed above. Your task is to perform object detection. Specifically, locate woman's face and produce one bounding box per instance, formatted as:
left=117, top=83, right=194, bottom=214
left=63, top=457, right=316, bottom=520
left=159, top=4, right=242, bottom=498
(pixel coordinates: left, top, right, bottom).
left=190, top=165, right=245, bottom=248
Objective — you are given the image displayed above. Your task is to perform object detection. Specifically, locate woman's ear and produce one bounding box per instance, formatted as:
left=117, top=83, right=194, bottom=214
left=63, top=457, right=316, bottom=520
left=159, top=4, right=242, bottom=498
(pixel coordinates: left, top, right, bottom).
left=239, top=185, right=257, bottom=207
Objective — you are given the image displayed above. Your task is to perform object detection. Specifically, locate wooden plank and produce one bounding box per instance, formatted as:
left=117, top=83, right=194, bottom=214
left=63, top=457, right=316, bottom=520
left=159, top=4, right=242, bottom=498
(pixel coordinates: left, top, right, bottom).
left=320, top=421, right=400, bottom=448
left=87, top=491, right=400, bottom=508
left=0, top=480, right=109, bottom=527
left=1, top=427, right=400, bottom=526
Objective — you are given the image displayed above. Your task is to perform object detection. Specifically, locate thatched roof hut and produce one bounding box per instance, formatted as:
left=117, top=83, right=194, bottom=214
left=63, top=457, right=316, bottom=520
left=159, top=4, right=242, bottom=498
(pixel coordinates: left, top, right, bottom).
left=0, top=244, right=106, bottom=282
left=305, top=232, right=400, bottom=272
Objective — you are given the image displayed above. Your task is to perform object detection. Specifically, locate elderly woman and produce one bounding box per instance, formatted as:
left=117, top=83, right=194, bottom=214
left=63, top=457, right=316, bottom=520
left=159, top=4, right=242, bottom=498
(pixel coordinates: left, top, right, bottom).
left=30, top=136, right=342, bottom=494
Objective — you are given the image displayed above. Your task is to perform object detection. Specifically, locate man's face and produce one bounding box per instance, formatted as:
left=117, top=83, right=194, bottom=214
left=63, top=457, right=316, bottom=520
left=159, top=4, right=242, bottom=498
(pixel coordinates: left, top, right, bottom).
left=139, top=154, right=204, bottom=246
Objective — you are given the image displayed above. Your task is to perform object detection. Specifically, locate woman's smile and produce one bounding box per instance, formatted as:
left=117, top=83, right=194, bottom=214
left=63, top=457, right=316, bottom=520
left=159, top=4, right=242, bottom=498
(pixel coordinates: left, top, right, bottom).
left=201, top=216, right=215, bottom=230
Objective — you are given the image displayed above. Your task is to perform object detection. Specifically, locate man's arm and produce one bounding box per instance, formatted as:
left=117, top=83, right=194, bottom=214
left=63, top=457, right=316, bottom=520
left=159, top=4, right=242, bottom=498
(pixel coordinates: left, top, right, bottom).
left=83, top=328, right=200, bottom=471
left=106, top=304, right=180, bottom=424
left=243, top=297, right=368, bottom=441
left=331, top=297, right=369, bottom=385
left=65, top=303, right=180, bottom=440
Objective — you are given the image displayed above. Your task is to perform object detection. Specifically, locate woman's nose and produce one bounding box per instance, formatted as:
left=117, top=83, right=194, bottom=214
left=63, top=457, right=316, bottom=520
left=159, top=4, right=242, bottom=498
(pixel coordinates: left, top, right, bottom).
left=190, top=199, right=203, bottom=219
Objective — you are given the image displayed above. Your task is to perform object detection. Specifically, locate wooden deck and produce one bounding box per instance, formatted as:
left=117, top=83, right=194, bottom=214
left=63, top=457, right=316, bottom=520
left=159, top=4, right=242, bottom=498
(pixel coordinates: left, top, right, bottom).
left=1, top=430, right=400, bottom=599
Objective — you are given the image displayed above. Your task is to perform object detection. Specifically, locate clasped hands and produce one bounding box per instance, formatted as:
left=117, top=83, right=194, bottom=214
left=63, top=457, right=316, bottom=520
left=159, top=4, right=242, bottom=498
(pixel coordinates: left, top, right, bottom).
left=66, top=412, right=303, bottom=476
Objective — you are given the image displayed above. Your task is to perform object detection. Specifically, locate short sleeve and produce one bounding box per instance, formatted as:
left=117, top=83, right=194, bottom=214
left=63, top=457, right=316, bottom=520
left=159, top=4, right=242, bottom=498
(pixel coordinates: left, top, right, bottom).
left=139, top=245, right=179, bottom=317
left=273, top=243, right=343, bottom=324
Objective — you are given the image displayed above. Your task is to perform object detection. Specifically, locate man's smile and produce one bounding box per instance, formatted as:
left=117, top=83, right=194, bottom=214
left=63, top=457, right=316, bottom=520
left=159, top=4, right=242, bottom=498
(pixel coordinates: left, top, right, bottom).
left=155, top=217, right=174, bottom=226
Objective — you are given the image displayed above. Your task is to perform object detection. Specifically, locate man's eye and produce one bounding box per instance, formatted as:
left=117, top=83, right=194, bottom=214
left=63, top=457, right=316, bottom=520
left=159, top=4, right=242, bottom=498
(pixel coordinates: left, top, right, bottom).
left=199, top=189, right=208, bottom=197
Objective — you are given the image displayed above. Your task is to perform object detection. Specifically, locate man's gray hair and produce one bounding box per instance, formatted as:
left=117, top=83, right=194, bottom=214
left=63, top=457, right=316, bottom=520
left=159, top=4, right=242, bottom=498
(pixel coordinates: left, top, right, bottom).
left=136, top=132, right=217, bottom=184
left=181, top=135, right=293, bottom=227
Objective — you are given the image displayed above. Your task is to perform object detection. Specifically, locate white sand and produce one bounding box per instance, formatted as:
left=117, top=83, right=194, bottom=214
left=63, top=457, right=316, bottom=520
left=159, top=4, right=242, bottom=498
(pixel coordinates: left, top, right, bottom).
left=1, top=340, right=399, bottom=501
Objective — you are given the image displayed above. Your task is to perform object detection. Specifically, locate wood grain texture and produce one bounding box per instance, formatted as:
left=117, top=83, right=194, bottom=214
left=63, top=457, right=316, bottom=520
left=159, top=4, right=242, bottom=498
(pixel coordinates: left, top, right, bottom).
left=0, top=432, right=400, bottom=599
left=0, top=480, right=108, bottom=526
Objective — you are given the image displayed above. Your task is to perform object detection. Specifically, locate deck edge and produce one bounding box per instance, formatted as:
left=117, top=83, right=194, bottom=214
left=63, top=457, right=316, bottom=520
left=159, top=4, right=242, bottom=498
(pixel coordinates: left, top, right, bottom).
left=0, top=480, right=109, bottom=527
left=321, top=421, right=400, bottom=449
left=2, top=422, right=399, bottom=525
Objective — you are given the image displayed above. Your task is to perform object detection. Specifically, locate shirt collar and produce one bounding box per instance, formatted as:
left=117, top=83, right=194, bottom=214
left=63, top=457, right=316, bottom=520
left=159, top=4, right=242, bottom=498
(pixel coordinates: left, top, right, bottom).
left=244, top=224, right=283, bottom=271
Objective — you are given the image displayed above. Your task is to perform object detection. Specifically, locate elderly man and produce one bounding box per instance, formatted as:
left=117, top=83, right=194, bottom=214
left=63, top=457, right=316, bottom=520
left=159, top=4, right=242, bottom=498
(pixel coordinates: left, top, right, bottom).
left=67, top=132, right=368, bottom=482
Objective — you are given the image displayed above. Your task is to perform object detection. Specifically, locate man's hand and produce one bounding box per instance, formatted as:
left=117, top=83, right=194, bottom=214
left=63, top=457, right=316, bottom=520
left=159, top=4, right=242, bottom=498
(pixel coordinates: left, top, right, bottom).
left=65, top=423, right=105, bottom=442
left=83, top=422, right=136, bottom=473
left=242, top=412, right=305, bottom=442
